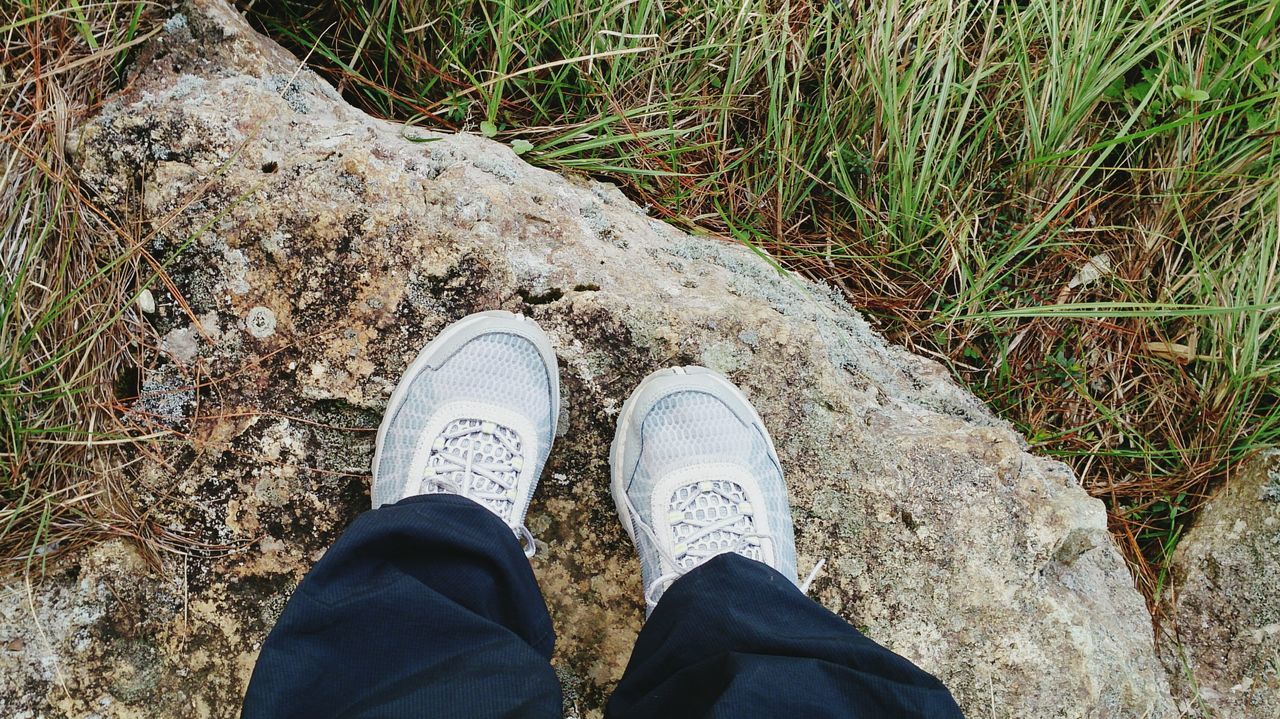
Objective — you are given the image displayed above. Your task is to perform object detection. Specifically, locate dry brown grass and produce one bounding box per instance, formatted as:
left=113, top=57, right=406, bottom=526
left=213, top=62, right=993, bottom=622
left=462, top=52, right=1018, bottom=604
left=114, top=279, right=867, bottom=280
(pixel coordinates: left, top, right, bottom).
left=1, top=1, right=167, bottom=570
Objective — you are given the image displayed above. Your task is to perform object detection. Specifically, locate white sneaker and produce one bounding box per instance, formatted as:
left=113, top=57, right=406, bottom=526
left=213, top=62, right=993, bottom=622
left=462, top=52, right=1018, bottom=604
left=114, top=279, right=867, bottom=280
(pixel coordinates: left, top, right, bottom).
left=610, top=366, right=798, bottom=611
left=372, top=310, right=559, bottom=557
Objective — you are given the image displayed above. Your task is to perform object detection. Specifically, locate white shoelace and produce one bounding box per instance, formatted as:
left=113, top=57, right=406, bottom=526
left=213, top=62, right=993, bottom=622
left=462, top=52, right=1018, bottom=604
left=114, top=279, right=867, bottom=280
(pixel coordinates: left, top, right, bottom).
left=417, top=418, right=538, bottom=557
left=625, top=479, right=826, bottom=610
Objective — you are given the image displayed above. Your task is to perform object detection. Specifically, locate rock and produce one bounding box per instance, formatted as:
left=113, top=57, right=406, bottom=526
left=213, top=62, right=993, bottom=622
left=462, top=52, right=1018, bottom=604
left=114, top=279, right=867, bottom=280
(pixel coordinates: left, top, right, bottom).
left=1160, top=451, right=1280, bottom=718
left=0, top=1, right=1176, bottom=717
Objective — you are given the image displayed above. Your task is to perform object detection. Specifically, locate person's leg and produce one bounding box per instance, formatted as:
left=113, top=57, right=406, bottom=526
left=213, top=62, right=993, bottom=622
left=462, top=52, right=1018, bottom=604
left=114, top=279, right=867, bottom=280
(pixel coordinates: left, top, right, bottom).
left=607, top=366, right=962, bottom=718
left=606, top=553, right=961, bottom=718
left=243, top=310, right=564, bottom=718
left=242, top=494, right=561, bottom=719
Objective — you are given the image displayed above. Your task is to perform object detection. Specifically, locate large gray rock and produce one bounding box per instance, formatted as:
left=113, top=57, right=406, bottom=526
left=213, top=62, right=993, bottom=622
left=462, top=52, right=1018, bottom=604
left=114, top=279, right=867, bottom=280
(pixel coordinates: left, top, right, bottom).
left=1160, top=450, right=1280, bottom=718
left=0, top=1, right=1176, bottom=716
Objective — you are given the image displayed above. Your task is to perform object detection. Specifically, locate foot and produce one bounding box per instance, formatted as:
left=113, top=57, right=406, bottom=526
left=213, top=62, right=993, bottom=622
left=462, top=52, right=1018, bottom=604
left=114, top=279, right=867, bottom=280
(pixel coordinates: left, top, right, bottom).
left=372, top=310, right=559, bottom=557
left=610, top=366, right=797, bottom=610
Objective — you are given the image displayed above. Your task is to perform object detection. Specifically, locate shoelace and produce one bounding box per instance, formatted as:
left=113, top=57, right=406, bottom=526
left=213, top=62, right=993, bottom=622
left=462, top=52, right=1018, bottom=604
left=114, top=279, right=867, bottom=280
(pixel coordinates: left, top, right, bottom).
left=418, top=419, right=538, bottom=558
left=624, top=479, right=826, bottom=610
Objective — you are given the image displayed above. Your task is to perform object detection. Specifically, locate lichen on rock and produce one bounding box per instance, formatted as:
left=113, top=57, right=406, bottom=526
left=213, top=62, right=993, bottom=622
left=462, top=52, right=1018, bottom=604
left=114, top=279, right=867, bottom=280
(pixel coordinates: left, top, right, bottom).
left=1161, top=451, right=1280, bottom=718
left=0, top=1, right=1179, bottom=717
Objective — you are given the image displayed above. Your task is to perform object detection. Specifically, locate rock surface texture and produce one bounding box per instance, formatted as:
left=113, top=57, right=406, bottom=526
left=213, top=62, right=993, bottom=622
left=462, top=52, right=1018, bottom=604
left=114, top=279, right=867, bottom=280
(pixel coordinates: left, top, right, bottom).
left=1161, top=450, right=1280, bottom=718
left=0, top=2, right=1177, bottom=717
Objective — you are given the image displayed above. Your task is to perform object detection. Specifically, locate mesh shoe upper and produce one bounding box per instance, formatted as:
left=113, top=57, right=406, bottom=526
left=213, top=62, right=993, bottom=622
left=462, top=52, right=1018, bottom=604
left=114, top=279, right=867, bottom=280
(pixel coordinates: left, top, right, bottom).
left=667, top=477, right=765, bottom=570
left=420, top=417, right=526, bottom=518
left=615, top=379, right=797, bottom=610
left=373, top=327, right=556, bottom=547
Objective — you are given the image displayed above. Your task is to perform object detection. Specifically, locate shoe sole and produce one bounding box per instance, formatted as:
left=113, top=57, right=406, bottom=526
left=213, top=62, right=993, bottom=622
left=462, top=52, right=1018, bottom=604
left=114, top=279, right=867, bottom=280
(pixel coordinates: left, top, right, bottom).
left=371, top=310, right=561, bottom=487
left=608, top=366, right=779, bottom=543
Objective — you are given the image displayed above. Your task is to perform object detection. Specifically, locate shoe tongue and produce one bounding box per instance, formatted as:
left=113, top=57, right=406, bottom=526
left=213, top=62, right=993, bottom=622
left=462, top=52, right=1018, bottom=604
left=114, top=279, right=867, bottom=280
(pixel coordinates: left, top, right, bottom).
left=428, top=418, right=523, bottom=520
left=669, top=478, right=761, bottom=570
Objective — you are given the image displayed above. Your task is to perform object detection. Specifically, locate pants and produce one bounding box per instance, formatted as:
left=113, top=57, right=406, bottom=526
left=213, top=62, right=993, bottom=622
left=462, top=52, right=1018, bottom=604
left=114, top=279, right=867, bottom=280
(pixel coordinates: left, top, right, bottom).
left=242, top=494, right=964, bottom=718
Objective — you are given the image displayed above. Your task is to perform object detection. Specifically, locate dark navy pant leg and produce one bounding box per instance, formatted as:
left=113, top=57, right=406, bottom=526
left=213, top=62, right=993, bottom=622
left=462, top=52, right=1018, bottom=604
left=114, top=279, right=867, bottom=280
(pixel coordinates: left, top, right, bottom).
left=606, top=553, right=964, bottom=718
left=242, top=494, right=561, bottom=719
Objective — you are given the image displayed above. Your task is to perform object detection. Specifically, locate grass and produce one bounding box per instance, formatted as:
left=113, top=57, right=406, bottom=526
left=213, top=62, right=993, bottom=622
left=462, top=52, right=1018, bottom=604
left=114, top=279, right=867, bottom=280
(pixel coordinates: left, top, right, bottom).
left=241, top=0, right=1280, bottom=607
left=1, top=1, right=165, bottom=570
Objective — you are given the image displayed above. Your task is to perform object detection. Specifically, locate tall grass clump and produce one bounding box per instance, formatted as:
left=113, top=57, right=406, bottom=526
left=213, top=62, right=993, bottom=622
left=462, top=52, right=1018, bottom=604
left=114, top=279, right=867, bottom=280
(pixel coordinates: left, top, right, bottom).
left=247, top=0, right=1279, bottom=605
left=1, top=1, right=164, bottom=570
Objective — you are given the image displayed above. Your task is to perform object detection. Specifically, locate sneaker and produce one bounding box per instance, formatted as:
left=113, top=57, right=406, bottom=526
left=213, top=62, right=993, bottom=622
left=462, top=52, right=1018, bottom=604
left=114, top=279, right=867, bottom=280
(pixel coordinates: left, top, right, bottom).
left=372, top=310, right=560, bottom=557
left=610, top=366, right=798, bottom=611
